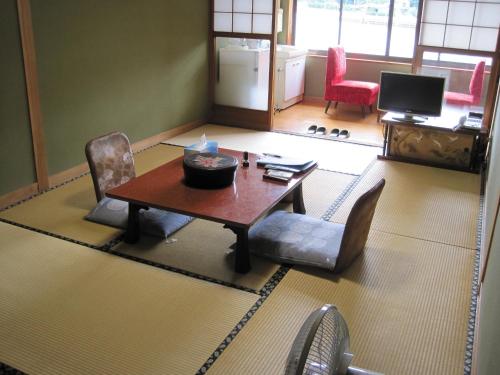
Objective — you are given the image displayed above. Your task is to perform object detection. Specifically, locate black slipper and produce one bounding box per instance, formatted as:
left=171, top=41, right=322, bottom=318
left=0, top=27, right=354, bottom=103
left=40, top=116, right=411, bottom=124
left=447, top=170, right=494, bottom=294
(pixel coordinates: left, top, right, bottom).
left=307, top=125, right=317, bottom=134
left=316, top=126, right=327, bottom=135
left=330, top=128, right=340, bottom=137
left=338, top=129, right=350, bottom=139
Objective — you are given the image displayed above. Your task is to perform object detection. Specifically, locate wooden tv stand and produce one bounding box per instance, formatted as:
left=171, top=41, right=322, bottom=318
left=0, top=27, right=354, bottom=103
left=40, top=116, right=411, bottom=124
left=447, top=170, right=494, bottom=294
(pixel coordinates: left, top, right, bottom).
left=379, top=111, right=485, bottom=173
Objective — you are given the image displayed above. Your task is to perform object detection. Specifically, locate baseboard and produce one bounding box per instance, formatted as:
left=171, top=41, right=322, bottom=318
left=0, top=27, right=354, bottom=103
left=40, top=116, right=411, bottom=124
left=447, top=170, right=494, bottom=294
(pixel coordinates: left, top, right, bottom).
left=131, top=119, right=205, bottom=153
left=2, top=119, right=206, bottom=206
left=0, top=183, right=38, bottom=210
left=303, top=96, right=325, bottom=104
left=48, top=161, right=89, bottom=188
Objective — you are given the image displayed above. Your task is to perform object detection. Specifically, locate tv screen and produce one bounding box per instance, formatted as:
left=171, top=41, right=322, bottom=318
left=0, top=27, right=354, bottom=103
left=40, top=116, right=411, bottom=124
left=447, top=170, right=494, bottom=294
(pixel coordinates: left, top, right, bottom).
left=378, top=72, right=445, bottom=121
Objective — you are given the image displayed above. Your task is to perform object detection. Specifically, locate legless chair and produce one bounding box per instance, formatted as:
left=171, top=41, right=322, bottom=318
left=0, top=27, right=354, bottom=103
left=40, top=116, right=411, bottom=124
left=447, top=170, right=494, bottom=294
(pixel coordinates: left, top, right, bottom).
left=85, top=131, right=192, bottom=238
left=248, top=179, right=385, bottom=273
left=85, top=131, right=136, bottom=202
left=444, top=61, right=485, bottom=106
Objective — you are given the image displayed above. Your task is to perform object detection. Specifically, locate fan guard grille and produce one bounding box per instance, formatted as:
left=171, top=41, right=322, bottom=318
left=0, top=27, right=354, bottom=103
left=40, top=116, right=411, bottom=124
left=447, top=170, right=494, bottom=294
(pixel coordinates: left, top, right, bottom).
left=285, top=304, right=351, bottom=375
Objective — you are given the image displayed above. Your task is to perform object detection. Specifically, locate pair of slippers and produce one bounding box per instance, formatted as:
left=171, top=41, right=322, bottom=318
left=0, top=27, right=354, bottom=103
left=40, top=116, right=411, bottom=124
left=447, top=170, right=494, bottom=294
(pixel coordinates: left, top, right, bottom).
left=307, top=125, right=350, bottom=139
left=307, top=125, right=327, bottom=135
left=330, top=128, right=350, bottom=139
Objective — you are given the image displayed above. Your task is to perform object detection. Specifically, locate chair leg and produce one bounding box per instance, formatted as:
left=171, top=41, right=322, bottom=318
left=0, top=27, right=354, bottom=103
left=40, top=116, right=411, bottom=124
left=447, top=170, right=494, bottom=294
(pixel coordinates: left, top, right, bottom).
left=334, top=101, right=339, bottom=109
left=369, top=104, right=374, bottom=113
left=361, top=105, right=366, bottom=117
left=325, top=101, right=332, bottom=114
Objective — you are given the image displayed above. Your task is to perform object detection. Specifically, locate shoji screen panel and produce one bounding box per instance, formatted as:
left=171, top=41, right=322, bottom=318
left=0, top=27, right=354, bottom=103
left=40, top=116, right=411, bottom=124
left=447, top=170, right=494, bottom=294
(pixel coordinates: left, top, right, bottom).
left=420, top=0, right=500, bottom=51
left=213, top=0, right=274, bottom=34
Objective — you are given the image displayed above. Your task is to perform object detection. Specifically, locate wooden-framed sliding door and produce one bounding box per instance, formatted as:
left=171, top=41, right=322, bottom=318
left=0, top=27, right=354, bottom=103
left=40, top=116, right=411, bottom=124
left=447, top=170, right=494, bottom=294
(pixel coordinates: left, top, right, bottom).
left=209, top=0, right=279, bottom=131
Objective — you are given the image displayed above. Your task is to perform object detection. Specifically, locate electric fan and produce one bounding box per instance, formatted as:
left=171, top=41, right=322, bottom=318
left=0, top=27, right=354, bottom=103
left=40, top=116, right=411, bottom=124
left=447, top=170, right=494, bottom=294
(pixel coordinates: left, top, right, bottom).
left=285, top=304, right=383, bottom=375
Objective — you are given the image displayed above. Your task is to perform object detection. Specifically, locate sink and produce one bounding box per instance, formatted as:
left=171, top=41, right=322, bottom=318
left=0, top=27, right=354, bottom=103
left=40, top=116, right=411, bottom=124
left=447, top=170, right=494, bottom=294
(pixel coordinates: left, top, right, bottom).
left=277, top=44, right=308, bottom=59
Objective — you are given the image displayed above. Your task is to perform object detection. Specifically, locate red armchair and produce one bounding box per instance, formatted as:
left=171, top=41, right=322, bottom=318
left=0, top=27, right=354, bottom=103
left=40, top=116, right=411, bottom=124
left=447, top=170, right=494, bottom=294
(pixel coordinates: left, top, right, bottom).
left=444, top=61, right=485, bottom=106
left=324, top=46, right=379, bottom=116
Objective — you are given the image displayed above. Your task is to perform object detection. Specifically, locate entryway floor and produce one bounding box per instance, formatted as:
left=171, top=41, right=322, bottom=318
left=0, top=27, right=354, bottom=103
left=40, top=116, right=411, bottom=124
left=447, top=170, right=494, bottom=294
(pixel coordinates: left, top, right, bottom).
left=273, top=100, right=384, bottom=147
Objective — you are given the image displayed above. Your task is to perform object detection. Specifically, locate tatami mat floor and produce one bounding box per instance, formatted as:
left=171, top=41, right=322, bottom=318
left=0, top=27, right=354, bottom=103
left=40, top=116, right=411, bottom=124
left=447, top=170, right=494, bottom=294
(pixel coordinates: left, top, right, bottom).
left=0, top=125, right=481, bottom=375
left=112, top=169, right=355, bottom=291
left=163, top=124, right=380, bottom=175
left=328, top=160, right=481, bottom=249
left=0, top=145, right=184, bottom=247
left=207, top=231, right=475, bottom=375
left=0, top=222, right=258, bottom=375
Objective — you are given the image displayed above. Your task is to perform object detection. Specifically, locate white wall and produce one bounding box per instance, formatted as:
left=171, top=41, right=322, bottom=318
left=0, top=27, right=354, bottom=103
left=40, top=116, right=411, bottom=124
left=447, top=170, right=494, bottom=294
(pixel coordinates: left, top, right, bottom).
left=478, top=84, right=500, bottom=374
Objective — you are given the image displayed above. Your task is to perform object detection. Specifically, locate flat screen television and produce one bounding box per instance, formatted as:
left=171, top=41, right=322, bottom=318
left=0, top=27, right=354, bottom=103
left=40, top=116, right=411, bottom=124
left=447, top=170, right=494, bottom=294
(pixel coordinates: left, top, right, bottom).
left=378, top=72, right=445, bottom=123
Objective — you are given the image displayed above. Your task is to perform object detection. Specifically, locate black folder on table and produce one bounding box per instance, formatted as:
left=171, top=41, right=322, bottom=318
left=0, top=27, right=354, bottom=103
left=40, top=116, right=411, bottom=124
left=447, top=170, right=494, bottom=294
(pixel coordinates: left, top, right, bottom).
left=256, top=156, right=317, bottom=172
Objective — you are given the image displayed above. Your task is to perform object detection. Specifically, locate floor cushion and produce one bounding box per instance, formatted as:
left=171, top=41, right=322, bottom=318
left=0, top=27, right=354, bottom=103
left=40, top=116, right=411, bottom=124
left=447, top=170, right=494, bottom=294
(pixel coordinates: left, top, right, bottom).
left=248, top=210, right=345, bottom=271
left=85, top=197, right=193, bottom=238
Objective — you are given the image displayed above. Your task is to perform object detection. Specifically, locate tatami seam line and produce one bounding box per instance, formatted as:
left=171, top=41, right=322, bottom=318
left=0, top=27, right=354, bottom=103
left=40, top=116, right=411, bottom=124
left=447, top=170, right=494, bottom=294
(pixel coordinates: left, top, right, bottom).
left=463, top=195, right=483, bottom=375
left=0, top=216, right=261, bottom=296
left=191, top=161, right=377, bottom=374
left=194, top=266, right=291, bottom=375
left=358, top=227, right=479, bottom=252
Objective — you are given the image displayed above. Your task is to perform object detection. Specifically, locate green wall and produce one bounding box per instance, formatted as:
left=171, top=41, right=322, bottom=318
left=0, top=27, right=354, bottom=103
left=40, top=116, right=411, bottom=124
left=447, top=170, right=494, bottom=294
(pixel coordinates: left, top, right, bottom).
left=277, top=0, right=290, bottom=45
left=30, top=0, right=209, bottom=175
left=0, top=0, right=37, bottom=196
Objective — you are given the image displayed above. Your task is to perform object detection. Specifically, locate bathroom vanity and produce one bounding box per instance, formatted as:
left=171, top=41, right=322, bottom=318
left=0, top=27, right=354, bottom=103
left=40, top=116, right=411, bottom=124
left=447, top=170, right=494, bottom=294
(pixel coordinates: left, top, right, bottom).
left=274, top=45, right=308, bottom=111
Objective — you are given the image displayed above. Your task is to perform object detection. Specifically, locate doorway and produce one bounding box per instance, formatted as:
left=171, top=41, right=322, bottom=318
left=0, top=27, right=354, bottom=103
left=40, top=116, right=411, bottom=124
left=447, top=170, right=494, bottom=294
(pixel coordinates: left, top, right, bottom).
left=273, top=100, right=384, bottom=147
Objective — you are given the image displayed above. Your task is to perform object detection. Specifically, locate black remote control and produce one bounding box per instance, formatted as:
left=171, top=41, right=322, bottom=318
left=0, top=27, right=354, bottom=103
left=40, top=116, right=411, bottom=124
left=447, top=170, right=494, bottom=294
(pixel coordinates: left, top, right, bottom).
left=264, top=164, right=300, bottom=173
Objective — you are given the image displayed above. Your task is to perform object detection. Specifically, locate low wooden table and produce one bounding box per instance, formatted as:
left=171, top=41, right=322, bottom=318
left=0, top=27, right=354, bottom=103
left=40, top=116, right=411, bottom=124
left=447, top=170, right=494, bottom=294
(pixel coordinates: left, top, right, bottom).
left=107, top=148, right=317, bottom=273
left=380, top=111, right=485, bottom=172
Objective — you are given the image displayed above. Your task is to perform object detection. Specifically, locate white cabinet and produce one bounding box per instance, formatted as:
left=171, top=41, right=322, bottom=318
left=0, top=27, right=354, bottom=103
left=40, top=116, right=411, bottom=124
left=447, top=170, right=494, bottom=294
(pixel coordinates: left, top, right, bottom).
left=275, top=46, right=307, bottom=110
left=216, top=47, right=270, bottom=110
left=284, top=57, right=305, bottom=102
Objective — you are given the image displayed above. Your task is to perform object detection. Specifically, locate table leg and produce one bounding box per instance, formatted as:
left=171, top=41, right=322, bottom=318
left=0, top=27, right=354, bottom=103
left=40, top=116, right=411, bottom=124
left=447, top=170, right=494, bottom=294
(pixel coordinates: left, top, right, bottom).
left=124, top=203, right=141, bottom=244
left=382, top=122, right=389, bottom=156
left=224, top=225, right=251, bottom=273
left=235, top=227, right=251, bottom=273
left=293, top=183, right=306, bottom=214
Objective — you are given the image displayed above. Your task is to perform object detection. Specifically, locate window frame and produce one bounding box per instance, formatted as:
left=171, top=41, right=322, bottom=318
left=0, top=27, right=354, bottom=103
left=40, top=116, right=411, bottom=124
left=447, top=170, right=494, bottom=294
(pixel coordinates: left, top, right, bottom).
left=292, top=0, right=424, bottom=63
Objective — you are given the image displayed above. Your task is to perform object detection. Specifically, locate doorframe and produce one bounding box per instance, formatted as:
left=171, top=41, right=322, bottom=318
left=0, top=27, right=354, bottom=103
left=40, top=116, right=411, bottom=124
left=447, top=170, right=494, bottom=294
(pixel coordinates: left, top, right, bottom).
left=17, top=0, right=49, bottom=191
left=209, top=0, right=279, bottom=131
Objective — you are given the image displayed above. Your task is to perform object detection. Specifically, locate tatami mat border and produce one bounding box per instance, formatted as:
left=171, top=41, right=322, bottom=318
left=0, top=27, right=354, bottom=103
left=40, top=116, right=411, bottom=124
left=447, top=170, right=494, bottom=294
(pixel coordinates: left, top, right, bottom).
left=464, top=195, right=483, bottom=375
left=321, top=158, right=377, bottom=221
left=0, top=169, right=90, bottom=213
left=272, top=129, right=383, bottom=149
left=195, top=266, right=290, bottom=375
left=0, top=214, right=264, bottom=295
left=192, top=163, right=377, bottom=373
left=0, top=217, right=107, bottom=252
left=103, top=244, right=262, bottom=295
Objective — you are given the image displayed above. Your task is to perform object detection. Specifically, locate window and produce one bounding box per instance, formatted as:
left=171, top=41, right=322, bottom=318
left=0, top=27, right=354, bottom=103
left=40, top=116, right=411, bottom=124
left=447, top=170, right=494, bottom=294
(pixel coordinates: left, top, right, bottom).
left=294, top=0, right=419, bottom=58
left=423, top=52, right=492, bottom=68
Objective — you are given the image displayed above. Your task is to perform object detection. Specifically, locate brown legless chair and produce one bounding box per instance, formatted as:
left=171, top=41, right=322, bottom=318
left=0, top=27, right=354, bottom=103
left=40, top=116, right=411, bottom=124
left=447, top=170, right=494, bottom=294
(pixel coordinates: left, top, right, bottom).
left=85, top=131, right=136, bottom=202
left=84, top=131, right=192, bottom=238
left=248, top=179, right=386, bottom=273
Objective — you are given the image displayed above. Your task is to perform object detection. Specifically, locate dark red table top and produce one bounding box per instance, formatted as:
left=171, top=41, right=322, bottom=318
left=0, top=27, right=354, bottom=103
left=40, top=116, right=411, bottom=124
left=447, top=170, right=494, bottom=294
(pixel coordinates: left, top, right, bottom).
left=106, top=148, right=316, bottom=228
